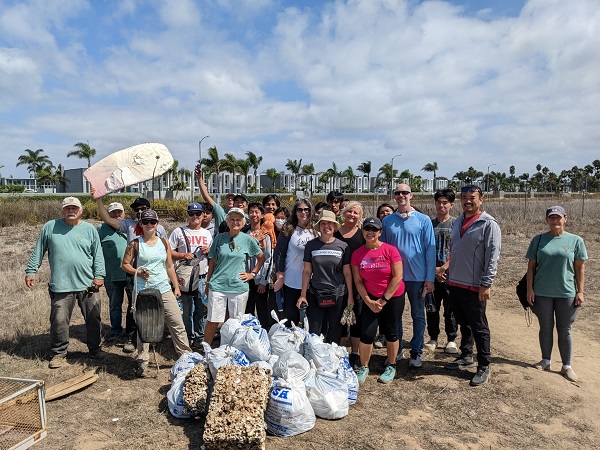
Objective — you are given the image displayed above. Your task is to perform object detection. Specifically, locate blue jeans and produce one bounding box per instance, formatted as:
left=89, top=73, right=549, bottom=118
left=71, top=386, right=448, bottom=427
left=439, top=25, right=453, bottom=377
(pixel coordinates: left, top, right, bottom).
left=105, top=280, right=132, bottom=336
left=397, top=281, right=426, bottom=358
left=181, top=278, right=207, bottom=340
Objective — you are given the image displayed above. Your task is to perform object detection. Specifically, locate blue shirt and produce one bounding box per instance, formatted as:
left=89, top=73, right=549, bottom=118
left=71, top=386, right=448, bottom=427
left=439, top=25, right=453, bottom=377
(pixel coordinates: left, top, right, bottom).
left=381, top=211, right=436, bottom=282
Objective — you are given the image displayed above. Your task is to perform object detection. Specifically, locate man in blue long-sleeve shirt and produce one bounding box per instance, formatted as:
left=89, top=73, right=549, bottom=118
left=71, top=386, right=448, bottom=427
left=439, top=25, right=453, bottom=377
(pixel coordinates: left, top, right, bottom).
left=25, top=197, right=105, bottom=369
left=382, top=183, right=436, bottom=368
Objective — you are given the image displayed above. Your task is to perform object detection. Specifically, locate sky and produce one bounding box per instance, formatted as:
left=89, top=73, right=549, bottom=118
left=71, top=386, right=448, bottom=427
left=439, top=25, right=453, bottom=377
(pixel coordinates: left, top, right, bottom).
left=1, top=0, right=599, bottom=181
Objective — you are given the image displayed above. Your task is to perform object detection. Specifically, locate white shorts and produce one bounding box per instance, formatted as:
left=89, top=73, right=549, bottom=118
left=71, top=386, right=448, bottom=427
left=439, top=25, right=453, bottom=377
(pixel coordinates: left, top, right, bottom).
left=207, top=290, right=249, bottom=323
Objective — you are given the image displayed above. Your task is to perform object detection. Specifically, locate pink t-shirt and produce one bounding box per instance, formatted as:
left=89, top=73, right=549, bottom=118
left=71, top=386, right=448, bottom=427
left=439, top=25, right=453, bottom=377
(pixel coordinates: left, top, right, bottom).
left=351, top=242, right=405, bottom=298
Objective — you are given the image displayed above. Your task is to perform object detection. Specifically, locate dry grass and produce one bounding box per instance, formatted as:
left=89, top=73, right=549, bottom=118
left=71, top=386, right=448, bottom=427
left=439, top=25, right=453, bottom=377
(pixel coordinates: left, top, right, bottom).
left=0, top=200, right=598, bottom=449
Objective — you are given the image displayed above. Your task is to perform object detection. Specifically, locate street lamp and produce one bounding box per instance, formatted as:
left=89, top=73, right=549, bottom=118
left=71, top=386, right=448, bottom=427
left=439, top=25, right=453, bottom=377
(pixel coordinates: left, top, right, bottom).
left=486, top=163, right=496, bottom=193
left=390, top=154, right=402, bottom=195
left=198, top=136, right=210, bottom=165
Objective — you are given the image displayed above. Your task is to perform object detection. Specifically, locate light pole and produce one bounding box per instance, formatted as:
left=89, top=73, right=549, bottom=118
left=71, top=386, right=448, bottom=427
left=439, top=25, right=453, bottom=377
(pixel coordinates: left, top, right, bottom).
left=486, top=163, right=496, bottom=193
left=390, top=154, right=402, bottom=195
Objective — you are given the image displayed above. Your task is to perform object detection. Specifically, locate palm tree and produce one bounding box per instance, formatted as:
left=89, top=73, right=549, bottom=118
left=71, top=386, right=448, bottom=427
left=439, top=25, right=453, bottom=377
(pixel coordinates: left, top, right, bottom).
left=301, top=163, right=315, bottom=194
left=341, top=166, right=356, bottom=192
left=201, top=146, right=224, bottom=195
left=422, top=161, right=439, bottom=191
left=17, top=149, right=51, bottom=177
left=377, top=162, right=397, bottom=193
left=245, top=151, right=263, bottom=192
left=285, top=159, right=302, bottom=191
left=238, top=159, right=251, bottom=192
left=67, top=142, right=96, bottom=167
left=356, top=161, right=372, bottom=192
left=221, top=153, right=240, bottom=193
left=265, top=168, right=280, bottom=191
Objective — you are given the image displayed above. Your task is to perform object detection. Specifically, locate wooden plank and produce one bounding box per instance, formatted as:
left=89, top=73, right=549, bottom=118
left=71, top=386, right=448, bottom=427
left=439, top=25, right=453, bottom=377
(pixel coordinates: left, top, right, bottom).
left=45, top=372, right=98, bottom=402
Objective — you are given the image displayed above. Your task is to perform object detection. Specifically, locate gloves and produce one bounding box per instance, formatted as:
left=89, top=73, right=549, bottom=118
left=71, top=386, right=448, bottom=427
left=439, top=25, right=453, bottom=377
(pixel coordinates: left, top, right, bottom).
left=340, top=306, right=356, bottom=326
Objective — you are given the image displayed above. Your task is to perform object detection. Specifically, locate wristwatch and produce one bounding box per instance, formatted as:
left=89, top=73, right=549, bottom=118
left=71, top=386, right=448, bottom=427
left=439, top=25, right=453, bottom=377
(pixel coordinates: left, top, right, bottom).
left=381, top=295, right=389, bottom=303
left=251, top=271, right=258, bottom=277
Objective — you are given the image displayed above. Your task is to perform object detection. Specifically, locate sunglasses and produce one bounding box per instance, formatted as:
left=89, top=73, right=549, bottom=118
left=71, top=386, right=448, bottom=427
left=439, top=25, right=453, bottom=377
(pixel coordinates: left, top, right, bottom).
left=394, top=190, right=411, bottom=196
left=461, top=186, right=482, bottom=194
left=134, top=206, right=148, bottom=212
left=229, top=236, right=235, bottom=251
left=296, top=207, right=310, bottom=213
left=363, top=226, right=380, bottom=232
left=188, top=211, right=203, bottom=216
left=141, top=219, right=158, bottom=225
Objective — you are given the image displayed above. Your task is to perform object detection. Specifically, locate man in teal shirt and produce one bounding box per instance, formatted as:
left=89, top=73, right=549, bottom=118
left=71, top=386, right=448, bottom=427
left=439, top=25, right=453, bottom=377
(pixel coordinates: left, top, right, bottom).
left=25, top=197, right=105, bottom=369
left=97, top=202, right=133, bottom=348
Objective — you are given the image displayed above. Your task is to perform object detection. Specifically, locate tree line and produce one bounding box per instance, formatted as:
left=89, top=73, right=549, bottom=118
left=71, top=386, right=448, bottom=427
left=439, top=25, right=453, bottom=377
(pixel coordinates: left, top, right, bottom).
left=10, top=143, right=600, bottom=194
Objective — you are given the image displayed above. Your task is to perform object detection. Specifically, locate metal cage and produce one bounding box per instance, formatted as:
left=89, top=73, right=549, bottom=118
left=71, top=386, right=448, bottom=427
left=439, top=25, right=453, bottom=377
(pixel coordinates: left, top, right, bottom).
left=0, top=377, right=47, bottom=450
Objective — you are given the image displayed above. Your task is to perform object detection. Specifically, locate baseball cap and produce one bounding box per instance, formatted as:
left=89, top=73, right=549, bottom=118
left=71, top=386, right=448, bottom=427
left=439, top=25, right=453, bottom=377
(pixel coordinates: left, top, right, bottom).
left=187, top=202, right=204, bottom=212
left=546, top=206, right=566, bottom=217
left=62, top=196, right=82, bottom=209
left=234, top=193, right=249, bottom=203
left=130, top=197, right=151, bottom=209
left=140, top=209, right=159, bottom=221
left=108, top=202, right=124, bottom=213
left=227, top=207, right=245, bottom=218
left=362, top=217, right=382, bottom=230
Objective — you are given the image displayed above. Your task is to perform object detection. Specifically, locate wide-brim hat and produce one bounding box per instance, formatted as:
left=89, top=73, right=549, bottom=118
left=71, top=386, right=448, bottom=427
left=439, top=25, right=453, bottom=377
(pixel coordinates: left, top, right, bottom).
left=314, top=210, right=340, bottom=232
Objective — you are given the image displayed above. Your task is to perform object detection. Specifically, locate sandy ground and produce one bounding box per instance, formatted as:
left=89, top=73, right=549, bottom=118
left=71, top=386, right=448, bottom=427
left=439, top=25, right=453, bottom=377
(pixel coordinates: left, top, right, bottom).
left=0, top=227, right=598, bottom=450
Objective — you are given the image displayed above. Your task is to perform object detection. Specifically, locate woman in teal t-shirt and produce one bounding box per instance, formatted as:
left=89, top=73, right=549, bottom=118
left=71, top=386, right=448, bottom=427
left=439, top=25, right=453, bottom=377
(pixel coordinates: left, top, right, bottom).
left=525, top=206, right=588, bottom=382
left=203, top=208, right=265, bottom=345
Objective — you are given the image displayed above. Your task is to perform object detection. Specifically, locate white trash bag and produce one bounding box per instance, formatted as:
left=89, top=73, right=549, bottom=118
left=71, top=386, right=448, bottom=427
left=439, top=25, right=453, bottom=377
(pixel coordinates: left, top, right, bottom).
left=170, top=352, right=205, bottom=382
left=269, top=312, right=306, bottom=356
left=304, top=335, right=340, bottom=373
left=219, top=318, right=241, bottom=346
left=265, top=377, right=316, bottom=437
left=272, top=351, right=311, bottom=384
left=304, top=362, right=349, bottom=420
left=167, top=376, right=192, bottom=419
left=229, top=322, right=272, bottom=362
left=202, top=343, right=250, bottom=379
left=331, top=343, right=359, bottom=405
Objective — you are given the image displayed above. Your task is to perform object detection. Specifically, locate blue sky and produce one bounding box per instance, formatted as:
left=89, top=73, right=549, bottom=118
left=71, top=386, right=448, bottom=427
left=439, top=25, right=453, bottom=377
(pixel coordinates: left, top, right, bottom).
left=1, top=0, right=598, bottom=180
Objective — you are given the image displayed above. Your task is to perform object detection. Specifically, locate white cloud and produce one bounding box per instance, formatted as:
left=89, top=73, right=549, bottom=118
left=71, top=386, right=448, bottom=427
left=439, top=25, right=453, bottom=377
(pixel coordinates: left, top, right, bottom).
left=0, top=0, right=598, bottom=180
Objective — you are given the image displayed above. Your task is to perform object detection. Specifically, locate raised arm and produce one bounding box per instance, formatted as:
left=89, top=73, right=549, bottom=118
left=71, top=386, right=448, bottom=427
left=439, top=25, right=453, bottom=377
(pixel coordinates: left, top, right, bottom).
left=195, top=166, right=215, bottom=206
left=91, top=186, right=120, bottom=230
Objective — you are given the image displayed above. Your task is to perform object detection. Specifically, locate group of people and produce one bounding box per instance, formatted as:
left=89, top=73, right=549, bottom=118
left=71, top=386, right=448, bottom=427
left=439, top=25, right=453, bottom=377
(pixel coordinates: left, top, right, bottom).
left=25, top=174, right=587, bottom=385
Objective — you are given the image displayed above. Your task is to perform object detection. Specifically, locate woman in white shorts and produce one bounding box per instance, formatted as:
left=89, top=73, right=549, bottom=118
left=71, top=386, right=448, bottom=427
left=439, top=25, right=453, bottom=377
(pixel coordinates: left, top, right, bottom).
left=203, top=208, right=265, bottom=345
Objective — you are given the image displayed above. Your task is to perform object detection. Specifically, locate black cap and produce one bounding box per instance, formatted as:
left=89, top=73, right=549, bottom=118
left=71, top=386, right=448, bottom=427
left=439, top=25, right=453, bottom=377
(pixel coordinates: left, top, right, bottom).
left=234, top=193, right=249, bottom=203
left=130, top=197, right=151, bottom=209
left=362, top=217, right=382, bottom=230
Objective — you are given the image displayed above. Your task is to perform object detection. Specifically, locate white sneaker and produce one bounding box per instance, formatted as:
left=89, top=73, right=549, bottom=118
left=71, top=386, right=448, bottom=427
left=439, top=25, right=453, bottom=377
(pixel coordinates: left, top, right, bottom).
left=424, top=340, right=437, bottom=351
left=445, top=341, right=459, bottom=355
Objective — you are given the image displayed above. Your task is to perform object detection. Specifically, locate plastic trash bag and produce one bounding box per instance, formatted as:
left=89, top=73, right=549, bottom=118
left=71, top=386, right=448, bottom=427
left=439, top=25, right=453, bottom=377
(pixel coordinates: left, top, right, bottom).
left=304, top=362, right=349, bottom=420
left=230, top=322, right=272, bottom=362
left=268, top=312, right=307, bottom=356
left=265, top=377, right=316, bottom=437
left=272, top=351, right=310, bottom=385
left=219, top=318, right=241, bottom=346
left=304, top=334, right=340, bottom=373
left=170, top=352, right=205, bottom=382
left=167, top=376, right=192, bottom=419
left=330, top=344, right=358, bottom=405
left=202, top=343, right=250, bottom=380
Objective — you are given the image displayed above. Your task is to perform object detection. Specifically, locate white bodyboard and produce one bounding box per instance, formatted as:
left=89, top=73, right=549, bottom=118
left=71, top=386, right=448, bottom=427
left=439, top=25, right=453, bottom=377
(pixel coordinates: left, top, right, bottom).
left=84, top=143, right=174, bottom=198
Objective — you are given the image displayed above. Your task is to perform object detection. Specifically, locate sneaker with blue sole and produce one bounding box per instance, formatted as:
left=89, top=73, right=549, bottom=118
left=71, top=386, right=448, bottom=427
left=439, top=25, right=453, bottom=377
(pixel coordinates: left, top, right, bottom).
left=378, top=365, right=396, bottom=384
left=356, top=365, right=369, bottom=383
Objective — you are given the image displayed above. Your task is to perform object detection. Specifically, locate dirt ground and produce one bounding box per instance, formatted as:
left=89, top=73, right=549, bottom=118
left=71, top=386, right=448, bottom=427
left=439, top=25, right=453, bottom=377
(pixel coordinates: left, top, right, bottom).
left=0, top=222, right=599, bottom=450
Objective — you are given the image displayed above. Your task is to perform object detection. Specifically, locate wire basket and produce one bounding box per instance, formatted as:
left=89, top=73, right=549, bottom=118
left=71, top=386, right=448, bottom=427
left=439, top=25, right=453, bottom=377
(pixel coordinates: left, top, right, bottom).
left=0, top=377, right=47, bottom=450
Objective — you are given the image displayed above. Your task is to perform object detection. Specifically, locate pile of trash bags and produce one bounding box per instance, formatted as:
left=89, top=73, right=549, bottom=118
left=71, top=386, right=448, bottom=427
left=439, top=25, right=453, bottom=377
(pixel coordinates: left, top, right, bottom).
left=167, top=312, right=359, bottom=438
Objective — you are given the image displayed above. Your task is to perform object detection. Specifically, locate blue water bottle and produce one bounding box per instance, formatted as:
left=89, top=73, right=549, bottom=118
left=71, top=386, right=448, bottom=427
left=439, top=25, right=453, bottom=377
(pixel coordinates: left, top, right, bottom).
left=275, top=290, right=285, bottom=312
